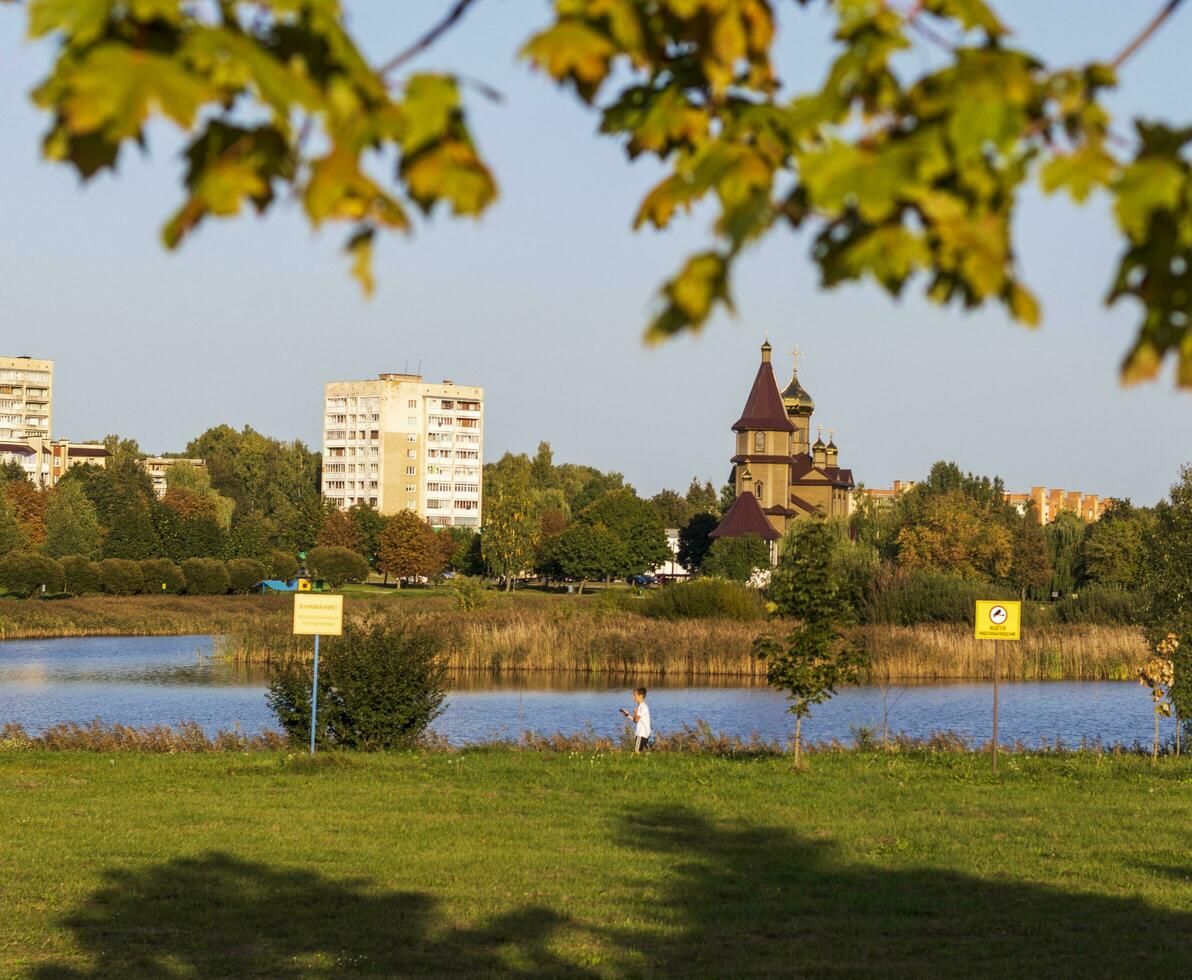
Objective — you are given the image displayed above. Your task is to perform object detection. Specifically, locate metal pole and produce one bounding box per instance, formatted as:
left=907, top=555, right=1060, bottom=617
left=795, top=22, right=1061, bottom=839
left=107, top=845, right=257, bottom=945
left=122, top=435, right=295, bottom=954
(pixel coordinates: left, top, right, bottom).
left=309, top=633, right=320, bottom=756
left=992, top=639, right=999, bottom=774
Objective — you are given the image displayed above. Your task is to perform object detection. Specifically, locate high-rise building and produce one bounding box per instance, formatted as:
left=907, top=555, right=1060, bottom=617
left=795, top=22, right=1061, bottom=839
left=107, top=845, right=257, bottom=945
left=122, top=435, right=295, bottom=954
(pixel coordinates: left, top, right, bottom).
left=321, top=373, right=483, bottom=526
left=0, top=355, right=53, bottom=442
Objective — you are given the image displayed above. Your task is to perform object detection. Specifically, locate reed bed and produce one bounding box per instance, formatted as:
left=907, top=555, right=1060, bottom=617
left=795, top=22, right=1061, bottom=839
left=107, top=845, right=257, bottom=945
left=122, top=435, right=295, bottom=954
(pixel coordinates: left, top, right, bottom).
left=0, top=720, right=288, bottom=752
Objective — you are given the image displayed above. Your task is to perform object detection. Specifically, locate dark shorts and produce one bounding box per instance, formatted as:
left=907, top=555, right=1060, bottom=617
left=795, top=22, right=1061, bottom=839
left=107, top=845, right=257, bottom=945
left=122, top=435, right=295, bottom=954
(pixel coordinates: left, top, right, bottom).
left=634, top=735, right=651, bottom=753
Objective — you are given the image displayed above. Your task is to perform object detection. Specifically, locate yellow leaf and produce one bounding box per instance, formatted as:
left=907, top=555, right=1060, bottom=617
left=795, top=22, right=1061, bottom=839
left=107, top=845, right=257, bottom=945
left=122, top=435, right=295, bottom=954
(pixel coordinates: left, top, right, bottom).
left=1120, top=338, right=1162, bottom=385
left=1007, top=282, right=1040, bottom=327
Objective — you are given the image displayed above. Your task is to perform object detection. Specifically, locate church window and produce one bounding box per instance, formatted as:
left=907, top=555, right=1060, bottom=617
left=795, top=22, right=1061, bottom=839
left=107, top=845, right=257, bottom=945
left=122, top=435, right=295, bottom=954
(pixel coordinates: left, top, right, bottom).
left=754, top=431, right=765, bottom=452
left=755, top=481, right=764, bottom=502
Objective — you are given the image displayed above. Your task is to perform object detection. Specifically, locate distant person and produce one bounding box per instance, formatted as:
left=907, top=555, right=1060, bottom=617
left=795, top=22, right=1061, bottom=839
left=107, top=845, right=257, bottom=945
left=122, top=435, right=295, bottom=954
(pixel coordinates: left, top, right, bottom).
left=620, top=687, right=651, bottom=753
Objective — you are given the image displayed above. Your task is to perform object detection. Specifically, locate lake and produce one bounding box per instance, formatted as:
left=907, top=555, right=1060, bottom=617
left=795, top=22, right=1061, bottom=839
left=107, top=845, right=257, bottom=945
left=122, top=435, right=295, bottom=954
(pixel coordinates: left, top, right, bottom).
left=0, top=635, right=1176, bottom=748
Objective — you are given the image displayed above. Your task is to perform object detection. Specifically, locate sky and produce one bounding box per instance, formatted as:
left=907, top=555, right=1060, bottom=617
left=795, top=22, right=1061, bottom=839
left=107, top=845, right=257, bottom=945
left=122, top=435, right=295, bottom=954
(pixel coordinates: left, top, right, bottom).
left=1, top=1, right=1190, bottom=505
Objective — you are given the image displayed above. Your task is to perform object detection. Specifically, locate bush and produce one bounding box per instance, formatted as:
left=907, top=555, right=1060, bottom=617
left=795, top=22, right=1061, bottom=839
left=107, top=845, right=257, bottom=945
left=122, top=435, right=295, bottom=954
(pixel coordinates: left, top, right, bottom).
left=227, top=558, right=268, bottom=594
left=448, top=575, right=490, bottom=611
left=700, top=533, right=771, bottom=583
left=0, top=552, right=65, bottom=597
left=97, top=558, right=144, bottom=596
left=1053, top=585, right=1140, bottom=625
left=644, top=578, right=765, bottom=621
left=267, top=621, right=447, bottom=750
left=60, top=555, right=102, bottom=596
left=182, top=557, right=230, bottom=596
left=268, top=549, right=299, bottom=581
left=139, top=558, right=186, bottom=595
left=859, top=567, right=1012, bottom=625
left=307, top=545, right=370, bottom=588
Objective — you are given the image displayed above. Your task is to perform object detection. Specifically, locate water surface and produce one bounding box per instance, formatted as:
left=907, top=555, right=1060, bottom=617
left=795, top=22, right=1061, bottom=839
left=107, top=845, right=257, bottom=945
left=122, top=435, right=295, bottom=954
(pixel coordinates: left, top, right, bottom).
left=0, top=635, right=1174, bottom=748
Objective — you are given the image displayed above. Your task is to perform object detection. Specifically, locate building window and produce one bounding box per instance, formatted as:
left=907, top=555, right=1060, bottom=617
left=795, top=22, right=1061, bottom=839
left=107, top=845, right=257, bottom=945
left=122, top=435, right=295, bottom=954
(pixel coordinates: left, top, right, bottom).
left=408, top=399, right=417, bottom=408
left=407, top=433, right=417, bottom=442
left=407, top=449, right=417, bottom=459
left=406, top=466, right=416, bottom=476
left=754, top=431, right=765, bottom=452
left=755, top=481, right=764, bottom=501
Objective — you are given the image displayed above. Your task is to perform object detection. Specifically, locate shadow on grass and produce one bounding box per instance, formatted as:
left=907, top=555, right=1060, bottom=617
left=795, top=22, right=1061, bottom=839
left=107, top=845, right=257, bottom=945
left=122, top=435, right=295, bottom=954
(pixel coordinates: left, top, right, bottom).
left=36, top=811, right=1192, bottom=977
left=611, top=807, right=1192, bottom=976
left=33, top=852, right=593, bottom=978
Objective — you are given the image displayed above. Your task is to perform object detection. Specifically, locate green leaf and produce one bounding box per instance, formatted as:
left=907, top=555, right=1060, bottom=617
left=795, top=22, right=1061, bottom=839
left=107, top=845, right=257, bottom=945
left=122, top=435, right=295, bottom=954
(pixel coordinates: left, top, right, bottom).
left=58, top=44, right=209, bottom=139
left=27, top=0, right=113, bottom=44
left=521, top=21, right=616, bottom=102
left=402, top=141, right=497, bottom=217
left=400, top=74, right=461, bottom=156
left=1040, top=144, right=1117, bottom=204
left=1114, top=159, right=1184, bottom=242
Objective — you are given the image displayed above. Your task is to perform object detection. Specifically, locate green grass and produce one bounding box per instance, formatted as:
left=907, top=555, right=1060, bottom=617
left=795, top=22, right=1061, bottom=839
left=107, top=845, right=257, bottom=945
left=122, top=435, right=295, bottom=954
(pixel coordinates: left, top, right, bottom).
left=2, top=750, right=1191, bottom=977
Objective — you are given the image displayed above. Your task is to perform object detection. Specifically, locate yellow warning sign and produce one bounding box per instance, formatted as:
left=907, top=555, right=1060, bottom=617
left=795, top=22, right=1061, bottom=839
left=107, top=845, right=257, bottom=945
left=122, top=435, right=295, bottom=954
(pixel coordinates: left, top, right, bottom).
left=975, top=600, right=1021, bottom=641
left=293, top=594, right=344, bottom=636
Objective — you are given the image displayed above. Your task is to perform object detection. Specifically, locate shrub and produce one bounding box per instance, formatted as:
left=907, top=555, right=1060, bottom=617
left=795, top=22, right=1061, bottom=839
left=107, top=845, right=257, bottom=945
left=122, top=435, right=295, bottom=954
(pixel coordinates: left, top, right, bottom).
left=644, top=578, right=765, bottom=621
left=700, top=533, right=771, bottom=583
left=97, top=558, right=144, bottom=596
left=1053, top=585, right=1140, bottom=625
left=59, top=555, right=102, bottom=596
left=267, top=621, right=447, bottom=750
left=227, top=558, right=268, bottom=594
left=182, top=557, right=230, bottom=595
left=139, top=558, right=186, bottom=595
left=448, top=575, right=490, bottom=611
left=0, top=552, right=65, bottom=597
left=268, top=549, right=299, bottom=581
left=859, top=567, right=1011, bottom=625
left=306, top=545, right=370, bottom=588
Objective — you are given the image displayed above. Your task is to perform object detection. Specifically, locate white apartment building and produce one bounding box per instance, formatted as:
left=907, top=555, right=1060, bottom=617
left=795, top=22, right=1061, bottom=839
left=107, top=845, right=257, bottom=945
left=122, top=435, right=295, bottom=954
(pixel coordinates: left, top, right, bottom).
left=0, top=355, right=53, bottom=442
left=321, top=373, right=483, bottom=527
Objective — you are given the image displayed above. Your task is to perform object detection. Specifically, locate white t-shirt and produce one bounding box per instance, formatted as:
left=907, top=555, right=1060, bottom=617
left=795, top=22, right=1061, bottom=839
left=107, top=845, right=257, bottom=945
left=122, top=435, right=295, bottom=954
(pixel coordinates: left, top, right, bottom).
left=635, top=702, right=651, bottom=738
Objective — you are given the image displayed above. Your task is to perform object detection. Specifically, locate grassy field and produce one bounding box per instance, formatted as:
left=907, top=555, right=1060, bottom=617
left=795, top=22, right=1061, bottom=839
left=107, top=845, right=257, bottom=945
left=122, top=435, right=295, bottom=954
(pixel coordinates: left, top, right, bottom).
left=2, top=750, right=1190, bottom=977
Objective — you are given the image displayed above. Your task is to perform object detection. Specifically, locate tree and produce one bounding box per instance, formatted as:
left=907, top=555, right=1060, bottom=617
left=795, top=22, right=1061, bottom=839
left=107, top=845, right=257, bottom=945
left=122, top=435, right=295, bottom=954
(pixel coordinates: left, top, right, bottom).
left=530, top=441, right=557, bottom=490
left=316, top=508, right=365, bottom=554
left=0, top=460, right=27, bottom=482
left=684, top=479, right=719, bottom=516
left=895, top=491, right=1013, bottom=581
left=578, top=489, right=669, bottom=578
left=153, top=493, right=225, bottom=561
left=102, top=497, right=162, bottom=560
left=19, top=2, right=1192, bottom=386
left=649, top=489, right=693, bottom=530
left=5, top=479, right=46, bottom=547
left=377, top=511, right=444, bottom=587
left=1008, top=514, right=1053, bottom=599
left=701, top=534, right=771, bottom=584
left=756, top=519, right=866, bottom=767
left=552, top=522, right=627, bottom=595
left=677, top=512, right=719, bottom=573
left=571, top=472, right=628, bottom=513
left=482, top=487, right=539, bottom=591
left=181, top=557, right=230, bottom=595
left=1045, top=511, right=1088, bottom=597
left=0, top=493, right=28, bottom=556
left=0, top=553, right=64, bottom=597
left=442, top=526, right=483, bottom=575
left=719, top=483, right=736, bottom=515
left=306, top=546, right=370, bottom=589
left=227, top=557, right=268, bottom=593
left=165, top=462, right=235, bottom=528
left=43, top=482, right=103, bottom=559
left=1081, top=502, right=1153, bottom=590
left=348, top=502, right=387, bottom=567
left=1145, top=466, right=1192, bottom=737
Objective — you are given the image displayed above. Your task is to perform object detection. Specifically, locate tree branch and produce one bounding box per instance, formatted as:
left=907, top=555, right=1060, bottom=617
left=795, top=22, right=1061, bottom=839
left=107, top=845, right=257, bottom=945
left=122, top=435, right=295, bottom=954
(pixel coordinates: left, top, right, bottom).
left=378, top=0, right=482, bottom=76
left=1111, top=0, right=1186, bottom=70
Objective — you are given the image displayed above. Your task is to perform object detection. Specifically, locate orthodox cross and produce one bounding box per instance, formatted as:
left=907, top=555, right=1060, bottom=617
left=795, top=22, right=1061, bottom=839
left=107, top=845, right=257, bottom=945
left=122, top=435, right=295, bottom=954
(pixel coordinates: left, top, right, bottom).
left=789, top=346, right=803, bottom=372
left=828, top=426, right=836, bottom=443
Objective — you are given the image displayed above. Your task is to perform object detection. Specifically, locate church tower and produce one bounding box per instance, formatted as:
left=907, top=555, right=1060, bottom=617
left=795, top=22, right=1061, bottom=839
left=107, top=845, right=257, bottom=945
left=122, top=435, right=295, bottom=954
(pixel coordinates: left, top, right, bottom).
left=730, top=340, right=794, bottom=532
left=781, top=347, right=815, bottom=456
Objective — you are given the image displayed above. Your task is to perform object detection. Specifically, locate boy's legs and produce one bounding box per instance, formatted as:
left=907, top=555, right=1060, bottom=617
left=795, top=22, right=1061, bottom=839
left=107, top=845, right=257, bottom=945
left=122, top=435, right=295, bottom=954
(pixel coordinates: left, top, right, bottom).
left=634, top=735, right=649, bottom=753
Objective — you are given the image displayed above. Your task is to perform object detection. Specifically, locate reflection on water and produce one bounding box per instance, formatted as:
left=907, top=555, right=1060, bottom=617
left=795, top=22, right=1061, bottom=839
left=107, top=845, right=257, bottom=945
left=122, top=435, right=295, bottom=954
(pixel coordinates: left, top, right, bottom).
left=0, top=635, right=1178, bottom=748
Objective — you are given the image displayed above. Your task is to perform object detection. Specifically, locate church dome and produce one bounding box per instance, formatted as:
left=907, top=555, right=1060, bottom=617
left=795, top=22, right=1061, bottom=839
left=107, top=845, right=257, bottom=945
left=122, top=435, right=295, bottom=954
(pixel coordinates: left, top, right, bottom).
left=782, top=371, right=814, bottom=416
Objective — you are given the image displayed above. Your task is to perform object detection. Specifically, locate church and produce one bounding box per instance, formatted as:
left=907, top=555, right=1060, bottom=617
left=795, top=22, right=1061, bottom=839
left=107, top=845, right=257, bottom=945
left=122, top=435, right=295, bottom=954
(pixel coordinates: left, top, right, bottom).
left=710, top=340, right=855, bottom=551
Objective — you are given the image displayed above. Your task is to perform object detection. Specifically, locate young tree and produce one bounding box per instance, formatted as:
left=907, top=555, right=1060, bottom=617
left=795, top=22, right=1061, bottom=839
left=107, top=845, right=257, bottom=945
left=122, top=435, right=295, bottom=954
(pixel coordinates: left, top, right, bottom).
left=0, top=493, right=28, bottom=557
left=1145, top=466, right=1192, bottom=739
left=757, top=520, right=866, bottom=767
left=305, top=546, right=369, bottom=589
left=552, top=522, right=627, bottom=595
left=701, top=534, right=771, bottom=584
left=348, top=502, right=387, bottom=567
left=43, top=482, right=103, bottom=559
left=5, top=479, right=46, bottom=548
left=377, top=511, right=444, bottom=587
left=482, top=487, right=539, bottom=592
left=684, top=479, right=719, bottom=516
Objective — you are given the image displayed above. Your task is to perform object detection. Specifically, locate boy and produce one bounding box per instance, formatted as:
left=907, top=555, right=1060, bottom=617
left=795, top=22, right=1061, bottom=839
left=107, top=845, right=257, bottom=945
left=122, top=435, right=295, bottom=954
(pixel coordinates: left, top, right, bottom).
left=620, top=687, right=651, bottom=753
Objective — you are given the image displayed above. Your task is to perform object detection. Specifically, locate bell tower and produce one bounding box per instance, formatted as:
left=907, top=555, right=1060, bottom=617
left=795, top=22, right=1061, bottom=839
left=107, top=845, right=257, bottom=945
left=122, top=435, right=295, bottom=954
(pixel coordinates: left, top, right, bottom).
left=781, top=346, right=815, bottom=457
left=730, top=340, right=793, bottom=531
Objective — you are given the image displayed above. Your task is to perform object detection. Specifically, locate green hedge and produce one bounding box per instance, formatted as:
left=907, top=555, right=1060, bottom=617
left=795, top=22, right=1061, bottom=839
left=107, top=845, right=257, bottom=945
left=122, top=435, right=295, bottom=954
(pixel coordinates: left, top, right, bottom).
left=140, top=559, right=186, bottom=595
left=0, top=552, right=65, bottom=597
left=60, top=555, right=101, bottom=595
left=227, top=558, right=267, bottom=594
left=98, top=558, right=144, bottom=596
left=182, top=557, right=231, bottom=595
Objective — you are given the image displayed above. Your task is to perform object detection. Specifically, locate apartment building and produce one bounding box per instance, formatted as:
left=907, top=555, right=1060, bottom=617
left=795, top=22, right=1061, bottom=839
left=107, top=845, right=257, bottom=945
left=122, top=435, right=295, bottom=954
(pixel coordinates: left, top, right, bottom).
left=863, top=481, right=1107, bottom=524
left=0, top=355, right=53, bottom=442
left=140, top=457, right=207, bottom=498
left=0, top=437, right=107, bottom=487
left=322, top=373, right=483, bottom=527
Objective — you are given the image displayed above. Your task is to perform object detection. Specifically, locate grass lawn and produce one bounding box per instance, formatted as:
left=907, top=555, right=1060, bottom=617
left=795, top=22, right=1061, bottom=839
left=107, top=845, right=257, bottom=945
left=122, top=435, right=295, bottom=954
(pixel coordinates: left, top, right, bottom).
left=2, top=751, right=1191, bottom=977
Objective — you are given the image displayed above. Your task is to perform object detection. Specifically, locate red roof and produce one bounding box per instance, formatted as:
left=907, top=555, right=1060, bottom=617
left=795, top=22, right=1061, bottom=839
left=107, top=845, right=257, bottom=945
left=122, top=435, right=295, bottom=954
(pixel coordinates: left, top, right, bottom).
left=732, top=360, right=794, bottom=433
left=710, top=491, right=781, bottom=541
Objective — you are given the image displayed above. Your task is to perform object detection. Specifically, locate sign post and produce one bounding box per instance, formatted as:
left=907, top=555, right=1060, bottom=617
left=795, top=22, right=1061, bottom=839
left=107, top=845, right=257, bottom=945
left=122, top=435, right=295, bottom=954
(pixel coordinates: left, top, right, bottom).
left=293, top=594, right=344, bottom=755
left=974, top=600, right=1021, bottom=774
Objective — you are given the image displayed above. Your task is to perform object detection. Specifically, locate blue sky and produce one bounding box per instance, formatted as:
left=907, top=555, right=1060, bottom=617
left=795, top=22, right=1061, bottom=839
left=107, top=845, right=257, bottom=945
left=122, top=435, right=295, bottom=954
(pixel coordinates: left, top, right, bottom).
left=2, top=1, right=1189, bottom=504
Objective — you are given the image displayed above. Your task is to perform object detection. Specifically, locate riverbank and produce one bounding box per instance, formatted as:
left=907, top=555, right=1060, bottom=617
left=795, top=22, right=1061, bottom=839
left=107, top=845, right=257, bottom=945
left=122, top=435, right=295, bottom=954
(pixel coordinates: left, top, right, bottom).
left=2, top=750, right=1189, bottom=975
left=0, top=594, right=1148, bottom=680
